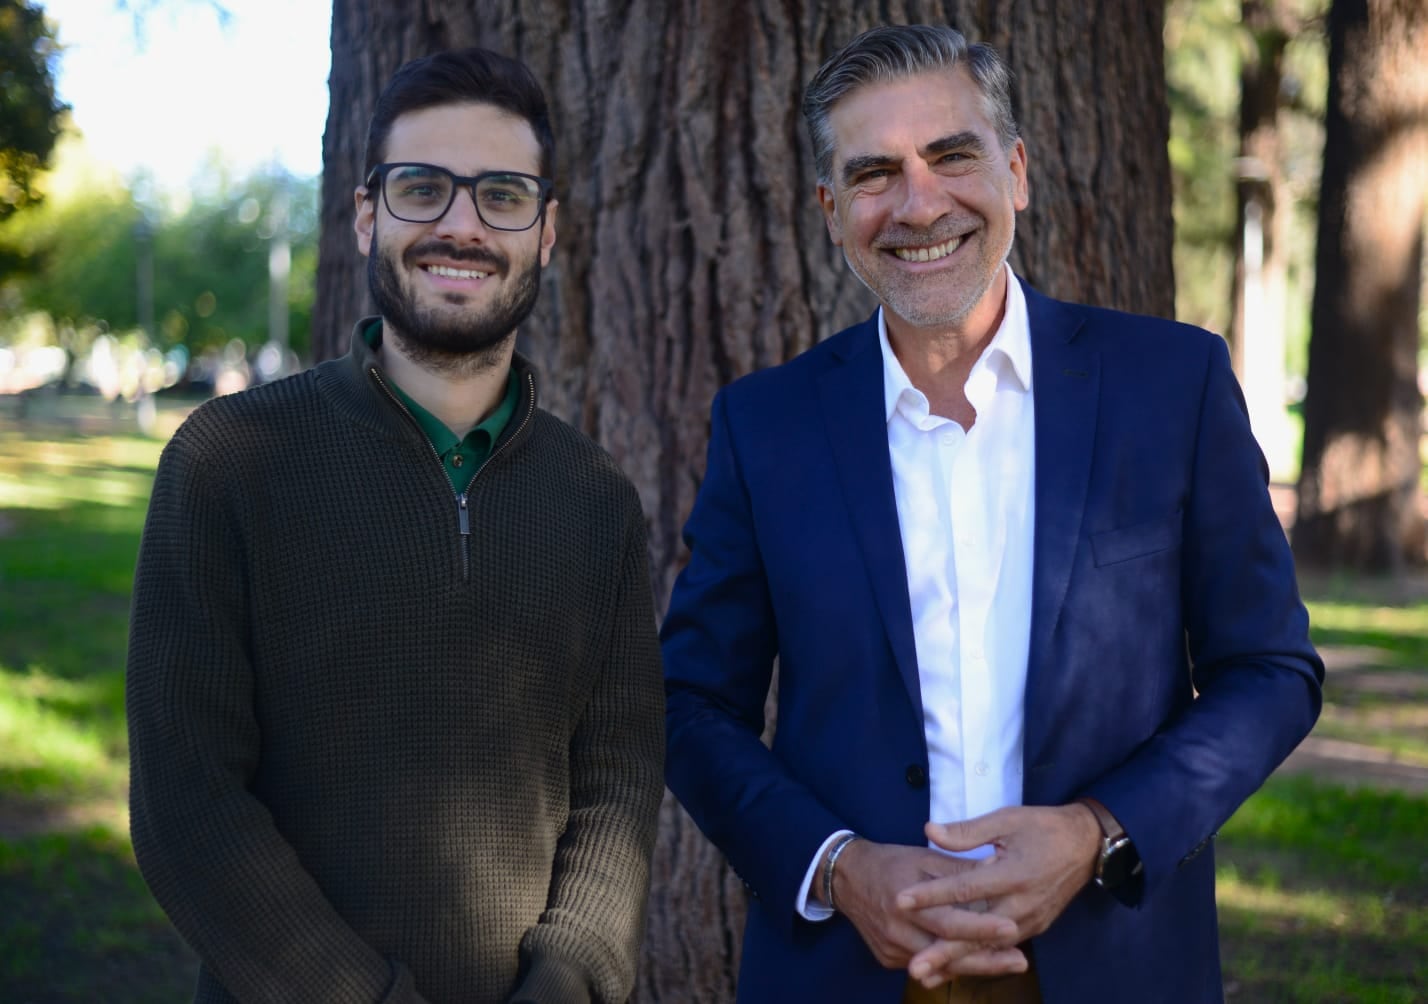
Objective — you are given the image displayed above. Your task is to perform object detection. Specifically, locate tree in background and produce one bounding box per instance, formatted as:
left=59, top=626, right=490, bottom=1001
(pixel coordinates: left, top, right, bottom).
left=315, top=2, right=1174, bottom=998
left=1166, top=0, right=1327, bottom=481
left=0, top=0, right=66, bottom=225
left=0, top=152, right=319, bottom=376
left=1294, top=0, right=1428, bottom=570
left=1227, top=0, right=1313, bottom=476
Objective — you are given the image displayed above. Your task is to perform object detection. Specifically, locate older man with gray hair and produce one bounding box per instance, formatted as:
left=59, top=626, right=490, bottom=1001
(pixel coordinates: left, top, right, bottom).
left=663, top=23, right=1322, bottom=1004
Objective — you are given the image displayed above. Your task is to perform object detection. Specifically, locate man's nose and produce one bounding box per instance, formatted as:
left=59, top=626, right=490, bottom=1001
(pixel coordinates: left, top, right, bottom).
left=435, top=184, right=491, bottom=240
left=894, top=161, right=952, bottom=228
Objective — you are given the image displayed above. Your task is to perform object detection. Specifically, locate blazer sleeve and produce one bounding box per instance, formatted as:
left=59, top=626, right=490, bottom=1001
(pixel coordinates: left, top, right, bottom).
left=1081, top=334, right=1324, bottom=894
left=663, top=389, right=849, bottom=926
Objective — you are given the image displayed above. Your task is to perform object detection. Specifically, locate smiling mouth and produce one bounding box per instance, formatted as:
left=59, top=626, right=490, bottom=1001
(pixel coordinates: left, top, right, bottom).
left=424, top=264, right=492, bottom=280
left=892, top=236, right=963, bottom=263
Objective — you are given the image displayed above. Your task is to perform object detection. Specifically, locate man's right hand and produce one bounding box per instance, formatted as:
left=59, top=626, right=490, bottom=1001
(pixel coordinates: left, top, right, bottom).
left=829, top=839, right=1025, bottom=973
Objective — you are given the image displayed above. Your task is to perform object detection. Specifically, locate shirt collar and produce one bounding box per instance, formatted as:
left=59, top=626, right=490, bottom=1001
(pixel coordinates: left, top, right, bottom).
left=878, top=263, right=1033, bottom=424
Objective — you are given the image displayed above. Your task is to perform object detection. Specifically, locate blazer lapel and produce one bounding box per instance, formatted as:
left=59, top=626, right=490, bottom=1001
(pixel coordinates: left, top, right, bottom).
left=1023, top=283, right=1099, bottom=774
left=816, top=319, right=924, bottom=721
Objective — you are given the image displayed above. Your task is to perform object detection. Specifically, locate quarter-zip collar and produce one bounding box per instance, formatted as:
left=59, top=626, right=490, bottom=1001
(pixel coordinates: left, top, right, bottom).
left=316, top=316, right=541, bottom=464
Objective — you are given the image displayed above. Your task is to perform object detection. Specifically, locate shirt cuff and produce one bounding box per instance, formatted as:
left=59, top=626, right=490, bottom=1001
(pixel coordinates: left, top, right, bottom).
left=795, top=829, right=854, bottom=922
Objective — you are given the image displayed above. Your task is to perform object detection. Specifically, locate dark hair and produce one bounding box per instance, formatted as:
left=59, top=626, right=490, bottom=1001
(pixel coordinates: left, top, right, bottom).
left=802, top=25, right=1018, bottom=185
left=363, top=48, right=556, bottom=183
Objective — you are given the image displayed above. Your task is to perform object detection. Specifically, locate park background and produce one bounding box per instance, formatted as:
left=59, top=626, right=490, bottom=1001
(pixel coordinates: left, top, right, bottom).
left=1, top=0, right=1426, bottom=1001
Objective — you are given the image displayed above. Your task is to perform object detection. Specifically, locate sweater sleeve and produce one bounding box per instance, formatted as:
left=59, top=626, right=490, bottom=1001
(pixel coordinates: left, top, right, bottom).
left=126, top=432, right=430, bottom=1004
left=511, top=509, right=665, bottom=1004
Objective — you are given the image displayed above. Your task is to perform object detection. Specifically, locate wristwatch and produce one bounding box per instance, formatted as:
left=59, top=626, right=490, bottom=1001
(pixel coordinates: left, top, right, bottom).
left=1079, top=797, right=1143, bottom=905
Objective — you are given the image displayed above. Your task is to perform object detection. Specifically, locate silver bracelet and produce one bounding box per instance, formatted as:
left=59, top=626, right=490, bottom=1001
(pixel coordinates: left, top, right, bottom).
left=822, top=833, right=860, bottom=913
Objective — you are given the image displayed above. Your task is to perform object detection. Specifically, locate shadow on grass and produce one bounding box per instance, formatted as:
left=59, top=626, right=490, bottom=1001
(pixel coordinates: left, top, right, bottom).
left=1218, top=776, right=1428, bottom=1002
left=0, top=825, right=197, bottom=1002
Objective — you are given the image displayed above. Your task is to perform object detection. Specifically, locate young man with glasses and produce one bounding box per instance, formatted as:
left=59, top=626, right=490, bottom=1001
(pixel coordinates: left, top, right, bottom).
left=126, top=48, right=664, bottom=1004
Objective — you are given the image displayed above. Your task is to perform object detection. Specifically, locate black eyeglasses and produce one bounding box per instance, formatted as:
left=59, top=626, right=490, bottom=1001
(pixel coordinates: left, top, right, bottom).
left=365, top=162, right=553, bottom=231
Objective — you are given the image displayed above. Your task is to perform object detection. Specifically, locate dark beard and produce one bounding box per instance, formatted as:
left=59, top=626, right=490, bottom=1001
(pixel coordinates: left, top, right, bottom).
left=367, top=236, right=542, bottom=373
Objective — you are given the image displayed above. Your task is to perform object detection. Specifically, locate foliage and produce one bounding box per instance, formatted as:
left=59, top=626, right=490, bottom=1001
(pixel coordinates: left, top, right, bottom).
left=0, top=0, right=68, bottom=224
left=0, top=139, right=320, bottom=363
left=1166, top=0, right=1240, bottom=334
left=1164, top=0, right=1327, bottom=365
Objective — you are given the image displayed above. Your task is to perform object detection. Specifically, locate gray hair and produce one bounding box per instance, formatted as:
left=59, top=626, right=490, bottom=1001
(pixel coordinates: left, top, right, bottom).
left=802, top=24, right=1019, bottom=185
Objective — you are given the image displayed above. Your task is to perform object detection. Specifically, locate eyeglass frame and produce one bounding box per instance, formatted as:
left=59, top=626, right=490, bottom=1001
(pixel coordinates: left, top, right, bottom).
left=364, top=162, right=555, bottom=232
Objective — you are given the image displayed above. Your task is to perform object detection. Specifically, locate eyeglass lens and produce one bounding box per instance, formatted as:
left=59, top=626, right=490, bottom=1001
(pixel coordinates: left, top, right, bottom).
left=384, top=165, right=543, bottom=229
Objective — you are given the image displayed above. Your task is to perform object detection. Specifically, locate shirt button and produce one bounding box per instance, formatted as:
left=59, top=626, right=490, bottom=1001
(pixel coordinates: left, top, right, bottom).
left=941, top=431, right=957, bottom=446
left=975, top=761, right=990, bottom=776
left=905, top=764, right=928, bottom=789
left=451, top=453, right=465, bottom=467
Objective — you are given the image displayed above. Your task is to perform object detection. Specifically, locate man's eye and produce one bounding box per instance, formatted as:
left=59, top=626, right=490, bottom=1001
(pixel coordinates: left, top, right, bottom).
left=393, top=180, right=450, bottom=203
left=480, top=188, right=531, bottom=210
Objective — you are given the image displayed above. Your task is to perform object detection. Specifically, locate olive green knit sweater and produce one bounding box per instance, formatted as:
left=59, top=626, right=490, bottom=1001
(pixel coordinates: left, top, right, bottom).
left=126, top=322, right=665, bottom=1004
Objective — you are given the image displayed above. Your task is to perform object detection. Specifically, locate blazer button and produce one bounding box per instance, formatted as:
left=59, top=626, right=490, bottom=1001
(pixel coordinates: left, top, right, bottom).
left=905, top=764, right=928, bottom=788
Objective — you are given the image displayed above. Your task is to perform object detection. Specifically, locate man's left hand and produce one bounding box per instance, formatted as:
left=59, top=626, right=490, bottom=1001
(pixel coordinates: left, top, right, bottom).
left=894, top=804, right=1102, bottom=988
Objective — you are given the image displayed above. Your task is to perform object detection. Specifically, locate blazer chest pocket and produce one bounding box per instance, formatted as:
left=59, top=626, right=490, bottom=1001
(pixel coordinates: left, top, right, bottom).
left=1091, top=510, right=1183, bottom=567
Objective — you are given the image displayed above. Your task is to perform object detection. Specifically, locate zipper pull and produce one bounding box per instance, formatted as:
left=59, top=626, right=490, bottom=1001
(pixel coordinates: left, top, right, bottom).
left=457, top=494, right=470, bottom=536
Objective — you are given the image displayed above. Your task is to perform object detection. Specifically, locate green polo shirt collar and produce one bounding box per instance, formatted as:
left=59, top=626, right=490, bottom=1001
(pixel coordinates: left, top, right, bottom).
left=364, top=321, right=519, bottom=493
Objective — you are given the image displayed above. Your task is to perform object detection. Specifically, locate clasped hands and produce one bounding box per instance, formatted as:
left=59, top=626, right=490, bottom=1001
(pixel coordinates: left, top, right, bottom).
left=833, top=803, right=1100, bottom=990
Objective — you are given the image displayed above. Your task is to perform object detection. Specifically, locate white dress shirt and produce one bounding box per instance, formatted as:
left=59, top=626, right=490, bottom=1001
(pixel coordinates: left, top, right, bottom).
left=797, top=265, right=1036, bottom=920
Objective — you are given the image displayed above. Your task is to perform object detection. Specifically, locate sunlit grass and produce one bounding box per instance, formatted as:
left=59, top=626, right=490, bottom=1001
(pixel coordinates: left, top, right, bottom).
left=0, top=664, right=128, bottom=798
left=1222, top=774, right=1428, bottom=886
left=1218, top=777, right=1428, bottom=1001
left=1218, top=872, right=1413, bottom=938
left=0, top=430, right=148, bottom=804
left=1302, top=587, right=1428, bottom=670
left=0, top=430, right=162, bottom=511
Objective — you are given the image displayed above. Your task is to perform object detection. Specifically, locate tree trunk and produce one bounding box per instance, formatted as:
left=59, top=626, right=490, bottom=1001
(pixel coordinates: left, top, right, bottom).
left=315, top=2, right=1172, bottom=998
left=1294, top=0, right=1428, bottom=571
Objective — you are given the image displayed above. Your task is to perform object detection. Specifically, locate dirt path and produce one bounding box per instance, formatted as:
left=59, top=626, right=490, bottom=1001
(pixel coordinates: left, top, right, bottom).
left=1275, top=642, right=1428, bottom=794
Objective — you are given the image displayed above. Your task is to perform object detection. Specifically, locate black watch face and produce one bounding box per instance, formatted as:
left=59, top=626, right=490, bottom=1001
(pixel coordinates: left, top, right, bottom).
left=1099, top=837, right=1142, bottom=889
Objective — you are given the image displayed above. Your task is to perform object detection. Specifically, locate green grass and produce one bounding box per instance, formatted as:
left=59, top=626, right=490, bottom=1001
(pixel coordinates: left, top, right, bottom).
left=1218, top=777, right=1428, bottom=1002
left=1306, top=597, right=1428, bottom=668
left=0, top=825, right=195, bottom=1001
left=1, top=413, right=1427, bottom=1002
left=0, top=431, right=159, bottom=804
left=0, top=417, right=200, bottom=997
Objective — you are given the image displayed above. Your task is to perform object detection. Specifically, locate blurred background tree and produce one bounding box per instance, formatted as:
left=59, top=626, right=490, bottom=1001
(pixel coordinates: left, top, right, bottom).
left=0, top=139, right=318, bottom=386
left=0, top=0, right=68, bottom=284
left=1294, top=0, right=1428, bottom=571
left=0, top=0, right=66, bottom=224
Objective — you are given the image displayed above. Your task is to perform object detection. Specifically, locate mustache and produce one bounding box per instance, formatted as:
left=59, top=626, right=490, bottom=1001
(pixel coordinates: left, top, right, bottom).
left=871, top=223, right=972, bottom=249
left=404, top=241, right=508, bottom=272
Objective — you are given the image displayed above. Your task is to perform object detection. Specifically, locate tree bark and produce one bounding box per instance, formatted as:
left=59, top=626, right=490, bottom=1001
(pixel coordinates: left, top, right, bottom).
left=314, top=2, right=1173, bottom=998
left=1294, top=0, right=1428, bottom=571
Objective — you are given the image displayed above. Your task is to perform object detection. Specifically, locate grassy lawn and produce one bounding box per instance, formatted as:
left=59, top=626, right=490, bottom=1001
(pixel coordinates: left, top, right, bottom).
left=0, top=407, right=201, bottom=1000
left=1, top=406, right=1426, bottom=1001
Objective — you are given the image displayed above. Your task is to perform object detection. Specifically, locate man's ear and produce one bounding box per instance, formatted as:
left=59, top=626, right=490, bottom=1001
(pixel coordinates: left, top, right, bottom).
left=816, top=183, right=843, bottom=247
left=1008, top=138, right=1030, bottom=212
left=354, top=187, right=375, bottom=257
left=538, top=200, right=558, bottom=267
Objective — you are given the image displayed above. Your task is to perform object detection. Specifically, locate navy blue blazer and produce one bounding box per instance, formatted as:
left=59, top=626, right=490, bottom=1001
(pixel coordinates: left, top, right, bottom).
left=662, top=279, right=1324, bottom=1003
